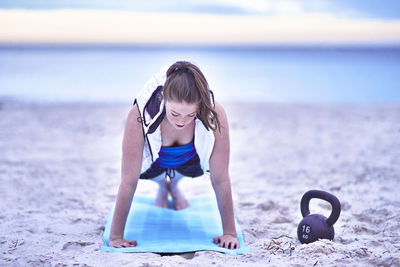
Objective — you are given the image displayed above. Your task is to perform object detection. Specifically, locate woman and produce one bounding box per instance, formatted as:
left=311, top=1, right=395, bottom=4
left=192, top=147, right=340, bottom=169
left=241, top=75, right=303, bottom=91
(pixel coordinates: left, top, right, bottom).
left=109, top=61, right=239, bottom=250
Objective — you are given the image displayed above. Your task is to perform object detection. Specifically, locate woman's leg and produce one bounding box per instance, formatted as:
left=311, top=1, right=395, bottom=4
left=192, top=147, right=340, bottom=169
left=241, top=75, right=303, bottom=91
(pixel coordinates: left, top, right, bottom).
left=168, top=171, right=190, bottom=210
left=148, top=170, right=190, bottom=210
left=150, top=173, right=169, bottom=208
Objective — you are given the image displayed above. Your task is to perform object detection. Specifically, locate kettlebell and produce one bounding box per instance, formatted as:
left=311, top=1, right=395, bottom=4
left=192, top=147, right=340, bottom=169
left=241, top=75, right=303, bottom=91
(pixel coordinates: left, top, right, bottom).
left=297, top=190, right=341, bottom=244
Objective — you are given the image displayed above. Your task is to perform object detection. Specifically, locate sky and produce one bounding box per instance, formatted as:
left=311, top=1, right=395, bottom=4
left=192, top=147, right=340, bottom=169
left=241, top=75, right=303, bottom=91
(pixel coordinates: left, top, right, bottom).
left=0, top=0, right=399, bottom=45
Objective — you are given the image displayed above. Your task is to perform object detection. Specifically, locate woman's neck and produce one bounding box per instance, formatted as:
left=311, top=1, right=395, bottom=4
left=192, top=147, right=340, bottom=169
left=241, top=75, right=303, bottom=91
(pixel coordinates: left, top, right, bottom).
left=160, top=118, right=195, bottom=147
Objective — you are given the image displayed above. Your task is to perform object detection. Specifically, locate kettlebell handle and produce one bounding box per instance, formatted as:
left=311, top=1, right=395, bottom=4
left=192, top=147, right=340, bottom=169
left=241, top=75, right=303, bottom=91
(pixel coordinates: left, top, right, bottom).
left=300, top=190, right=341, bottom=227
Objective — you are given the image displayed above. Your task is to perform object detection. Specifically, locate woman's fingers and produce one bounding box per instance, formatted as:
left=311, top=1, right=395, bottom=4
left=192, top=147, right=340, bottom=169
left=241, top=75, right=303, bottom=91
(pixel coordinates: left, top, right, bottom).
left=121, top=240, right=137, bottom=247
left=230, top=241, right=239, bottom=249
left=109, top=239, right=137, bottom=248
left=128, top=240, right=137, bottom=246
left=213, top=235, right=240, bottom=249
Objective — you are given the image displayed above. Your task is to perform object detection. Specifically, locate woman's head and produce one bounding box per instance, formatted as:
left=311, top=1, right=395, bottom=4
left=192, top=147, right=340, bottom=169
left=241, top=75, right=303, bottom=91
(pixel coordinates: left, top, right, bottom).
left=163, top=61, right=220, bottom=132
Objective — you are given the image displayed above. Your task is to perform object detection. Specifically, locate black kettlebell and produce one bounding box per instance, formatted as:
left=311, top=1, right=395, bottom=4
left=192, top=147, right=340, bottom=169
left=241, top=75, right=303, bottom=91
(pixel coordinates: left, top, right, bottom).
left=297, top=190, right=341, bottom=244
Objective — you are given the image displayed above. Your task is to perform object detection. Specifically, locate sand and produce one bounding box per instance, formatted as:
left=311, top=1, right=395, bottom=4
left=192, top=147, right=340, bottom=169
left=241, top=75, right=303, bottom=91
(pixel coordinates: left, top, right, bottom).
left=0, top=101, right=399, bottom=266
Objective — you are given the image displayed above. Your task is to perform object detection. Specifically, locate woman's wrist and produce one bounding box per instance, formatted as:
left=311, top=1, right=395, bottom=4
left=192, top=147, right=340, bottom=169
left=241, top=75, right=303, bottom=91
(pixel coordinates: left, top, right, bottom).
left=223, top=232, right=237, bottom=237
left=109, top=235, right=123, bottom=241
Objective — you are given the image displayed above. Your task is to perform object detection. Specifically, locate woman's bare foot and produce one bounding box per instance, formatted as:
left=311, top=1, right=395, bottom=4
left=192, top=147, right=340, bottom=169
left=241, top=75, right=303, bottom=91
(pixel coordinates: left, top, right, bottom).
left=169, top=183, right=189, bottom=210
left=154, top=180, right=169, bottom=208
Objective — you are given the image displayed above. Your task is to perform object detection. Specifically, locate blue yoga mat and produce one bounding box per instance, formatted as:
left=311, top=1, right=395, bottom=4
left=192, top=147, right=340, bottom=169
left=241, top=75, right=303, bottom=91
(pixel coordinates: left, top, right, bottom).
left=101, top=195, right=250, bottom=255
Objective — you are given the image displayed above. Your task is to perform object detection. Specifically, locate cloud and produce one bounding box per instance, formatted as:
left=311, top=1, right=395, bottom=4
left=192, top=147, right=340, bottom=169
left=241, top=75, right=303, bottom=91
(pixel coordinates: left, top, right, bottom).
left=1, top=0, right=399, bottom=19
left=1, top=9, right=400, bottom=45
left=213, top=0, right=305, bottom=15
left=0, top=0, right=351, bottom=16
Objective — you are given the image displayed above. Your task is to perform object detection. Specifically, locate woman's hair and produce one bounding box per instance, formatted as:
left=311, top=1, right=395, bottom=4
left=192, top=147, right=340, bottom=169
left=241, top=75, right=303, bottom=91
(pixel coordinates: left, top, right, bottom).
left=163, top=61, right=221, bottom=132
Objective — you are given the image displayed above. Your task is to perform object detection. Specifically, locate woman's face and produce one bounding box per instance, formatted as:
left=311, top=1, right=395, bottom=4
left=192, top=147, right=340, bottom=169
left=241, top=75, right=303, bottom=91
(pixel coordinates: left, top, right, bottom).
left=165, top=100, right=198, bottom=130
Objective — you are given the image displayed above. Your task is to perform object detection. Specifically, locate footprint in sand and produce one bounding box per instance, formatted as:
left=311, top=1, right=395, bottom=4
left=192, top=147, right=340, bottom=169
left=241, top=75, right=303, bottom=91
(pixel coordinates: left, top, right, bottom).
left=256, top=200, right=280, bottom=211
left=354, top=208, right=391, bottom=224
left=62, top=241, right=95, bottom=251
left=239, top=202, right=255, bottom=208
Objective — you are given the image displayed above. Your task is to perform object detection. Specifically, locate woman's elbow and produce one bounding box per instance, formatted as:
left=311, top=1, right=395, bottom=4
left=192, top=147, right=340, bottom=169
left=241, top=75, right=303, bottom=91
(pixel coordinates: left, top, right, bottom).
left=210, top=172, right=230, bottom=188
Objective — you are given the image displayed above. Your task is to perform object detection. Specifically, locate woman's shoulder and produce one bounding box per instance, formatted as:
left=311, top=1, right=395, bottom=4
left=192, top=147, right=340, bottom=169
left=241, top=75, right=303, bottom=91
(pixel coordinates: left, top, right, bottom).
left=212, top=101, right=229, bottom=139
left=213, top=101, right=227, bottom=120
left=126, top=104, right=143, bottom=128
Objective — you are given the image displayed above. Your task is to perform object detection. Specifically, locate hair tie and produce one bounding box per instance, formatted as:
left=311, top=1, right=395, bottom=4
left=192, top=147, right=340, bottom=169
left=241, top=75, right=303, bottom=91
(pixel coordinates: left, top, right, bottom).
left=174, top=66, right=188, bottom=73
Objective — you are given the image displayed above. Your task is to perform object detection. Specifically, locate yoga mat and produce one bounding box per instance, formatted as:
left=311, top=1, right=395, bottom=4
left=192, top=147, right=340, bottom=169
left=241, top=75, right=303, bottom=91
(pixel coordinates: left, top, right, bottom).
left=101, top=195, right=250, bottom=255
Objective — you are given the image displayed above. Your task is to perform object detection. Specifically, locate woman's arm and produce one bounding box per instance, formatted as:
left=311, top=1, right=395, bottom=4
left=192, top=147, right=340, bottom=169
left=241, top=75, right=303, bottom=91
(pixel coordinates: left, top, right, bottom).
left=209, top=101, right=239, bottom=249
left=109, top=104, right=144, bottom=248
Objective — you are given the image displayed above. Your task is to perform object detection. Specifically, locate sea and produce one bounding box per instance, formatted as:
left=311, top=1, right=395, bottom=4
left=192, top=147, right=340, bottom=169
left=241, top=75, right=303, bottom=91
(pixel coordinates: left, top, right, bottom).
left=0, top=44, right=399, bottom=104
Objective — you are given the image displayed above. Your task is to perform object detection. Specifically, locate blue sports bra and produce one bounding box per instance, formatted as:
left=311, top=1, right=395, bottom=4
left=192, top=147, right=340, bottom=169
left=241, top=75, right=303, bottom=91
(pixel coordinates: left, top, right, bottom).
left=154, top=139, right=198, bottom=169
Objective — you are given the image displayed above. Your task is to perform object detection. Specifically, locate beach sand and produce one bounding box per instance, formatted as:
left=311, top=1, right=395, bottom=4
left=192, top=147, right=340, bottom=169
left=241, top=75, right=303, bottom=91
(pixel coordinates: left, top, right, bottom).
left=0, top=101, right=399, bottom=266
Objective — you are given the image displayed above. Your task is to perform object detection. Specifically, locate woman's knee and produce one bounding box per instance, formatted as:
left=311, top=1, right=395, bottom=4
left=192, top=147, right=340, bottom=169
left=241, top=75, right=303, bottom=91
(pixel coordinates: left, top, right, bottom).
left=150, top=173, right=167, bottom=184
left=169, top=171, right=186, bottom=187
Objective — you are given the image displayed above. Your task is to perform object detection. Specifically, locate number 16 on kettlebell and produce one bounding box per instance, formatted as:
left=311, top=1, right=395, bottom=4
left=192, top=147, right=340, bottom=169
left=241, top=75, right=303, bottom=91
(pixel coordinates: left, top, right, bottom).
left=297, top=190, right=341, bottom=244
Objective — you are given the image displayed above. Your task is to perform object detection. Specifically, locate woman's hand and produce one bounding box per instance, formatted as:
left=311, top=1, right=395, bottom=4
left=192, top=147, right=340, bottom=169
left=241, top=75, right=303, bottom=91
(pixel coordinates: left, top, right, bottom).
left=109, top=238, right=137, bottom=248
left=213, top=234, right=239, bottom=249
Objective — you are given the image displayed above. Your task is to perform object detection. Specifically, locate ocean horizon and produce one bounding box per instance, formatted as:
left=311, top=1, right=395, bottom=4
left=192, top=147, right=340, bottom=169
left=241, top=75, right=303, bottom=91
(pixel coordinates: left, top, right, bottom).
left=1, top=44, right=399, bottom=104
